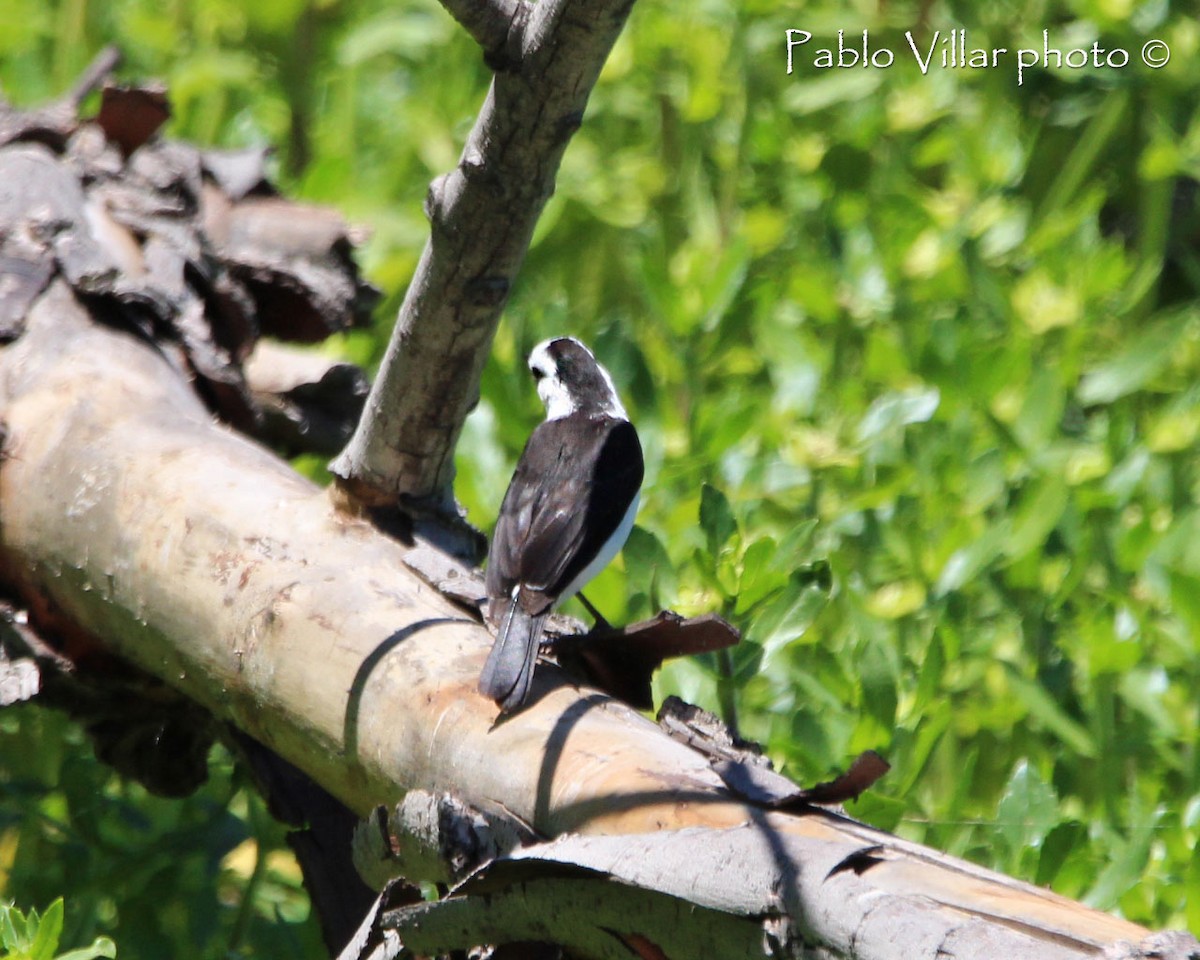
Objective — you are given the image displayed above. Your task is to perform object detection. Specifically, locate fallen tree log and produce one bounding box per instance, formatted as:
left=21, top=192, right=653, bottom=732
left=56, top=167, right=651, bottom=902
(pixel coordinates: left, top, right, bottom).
left=0, top=280, right=1193, bottom=960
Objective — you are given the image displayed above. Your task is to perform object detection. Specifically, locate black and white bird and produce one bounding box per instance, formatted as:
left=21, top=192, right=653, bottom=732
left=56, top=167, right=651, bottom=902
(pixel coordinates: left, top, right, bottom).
left=479, top=336, right=644, bottom=712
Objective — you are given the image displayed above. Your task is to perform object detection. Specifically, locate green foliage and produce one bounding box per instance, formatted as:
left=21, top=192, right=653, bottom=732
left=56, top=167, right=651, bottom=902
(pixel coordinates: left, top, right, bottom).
left=0, top=710, right=320, bottom=958
left=0, top=899, right=115, bottom=960
left=468, top=0, right=1200, bottom=934
left=1, top=0, right=1199, bottom=950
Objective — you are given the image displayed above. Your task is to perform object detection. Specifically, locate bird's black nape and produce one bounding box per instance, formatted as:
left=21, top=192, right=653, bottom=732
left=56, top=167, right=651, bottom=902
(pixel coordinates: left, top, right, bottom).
left=528, top=336, right=627, bottom=421
left=548, top=339, right=613, bottom=406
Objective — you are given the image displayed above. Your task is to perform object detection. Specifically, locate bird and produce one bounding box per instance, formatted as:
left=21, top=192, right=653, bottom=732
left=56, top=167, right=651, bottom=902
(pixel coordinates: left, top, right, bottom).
left=479, top=336, right=644, bottom=712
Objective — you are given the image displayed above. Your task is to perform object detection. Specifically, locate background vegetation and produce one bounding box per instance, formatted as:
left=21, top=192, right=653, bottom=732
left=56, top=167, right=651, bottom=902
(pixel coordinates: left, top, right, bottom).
left=2, top=0, right=1199, bottom=955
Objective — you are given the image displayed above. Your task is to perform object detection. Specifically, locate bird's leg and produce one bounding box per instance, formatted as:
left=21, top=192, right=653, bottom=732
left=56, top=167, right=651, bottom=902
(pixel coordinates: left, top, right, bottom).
left=577, top=591, right=613, bottom=632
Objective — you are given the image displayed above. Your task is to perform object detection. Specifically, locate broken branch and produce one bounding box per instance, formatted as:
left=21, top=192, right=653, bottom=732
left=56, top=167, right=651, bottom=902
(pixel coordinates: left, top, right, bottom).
left=329, top=0, right=639, bottom=521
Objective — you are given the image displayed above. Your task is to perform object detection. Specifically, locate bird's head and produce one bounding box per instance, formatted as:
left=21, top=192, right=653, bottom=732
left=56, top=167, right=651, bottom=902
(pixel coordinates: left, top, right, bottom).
left=528, top=337, right=627, bottom=421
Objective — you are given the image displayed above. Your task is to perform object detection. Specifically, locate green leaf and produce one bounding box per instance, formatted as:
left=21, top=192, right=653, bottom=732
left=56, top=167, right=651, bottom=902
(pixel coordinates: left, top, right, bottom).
left=698, top=483, right=737, bottom=557
left=55, top=937, right=117, bottom=960
left=750, top=578, right=828, bottom=657
left=735, top=536, right=785, bottom=613
left=1165, top=572, right=1200, bottom=637
left=1036, top=820, right=1087, bottom=888
left=864, top=579, right=926, bottom=619
left=783, top=71, right=881, bottom=114
left=701, top=241, right=750, bottom=332
left=1148, top=508, right=1200, bottom=577
left=1084, top=808, right=1162, bottom=910
left=338, top=11, right=451, bottom=66
left=913, top=632, right=946, bottom=714
left=622, top=525, right=677, bottom=612
left=855, top=386, right=940, bottom=447
left=29, top=898, right=63, bottom=960
left=934, top=523, right=1007, bottom=596
left=776, top=518, right=820, bottom=560
left=895, top=707, right=951, bottom=796
left=1077, top=310, right=1192, bottom=404
left=1003, top=666, right=1097, bottom=758
left=1117, top=666, right=1176, bottom=739
left=1013, top=366, right=1065, bottom=449
left=996, top=760, right=1060, bottom=853
left=1004, top=479, right=1068, bottom=562
left=858, top=637, right=898, bottom=728
left=1, top=903, right=24, bottom=951
left=848, top=791, right=907, bottom=833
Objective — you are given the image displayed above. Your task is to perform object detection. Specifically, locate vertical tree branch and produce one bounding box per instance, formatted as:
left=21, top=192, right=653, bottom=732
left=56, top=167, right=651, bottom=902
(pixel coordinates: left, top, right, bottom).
left=329, top=0, right=637, bottom=521
left=437, top=0, right=527, bottom=58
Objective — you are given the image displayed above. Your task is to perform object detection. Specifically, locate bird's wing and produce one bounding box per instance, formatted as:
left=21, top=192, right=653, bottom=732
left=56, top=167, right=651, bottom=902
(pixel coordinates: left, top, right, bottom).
left=485, top=417, right=643, bottom=615
left=564, top=418, right=643, bottom=585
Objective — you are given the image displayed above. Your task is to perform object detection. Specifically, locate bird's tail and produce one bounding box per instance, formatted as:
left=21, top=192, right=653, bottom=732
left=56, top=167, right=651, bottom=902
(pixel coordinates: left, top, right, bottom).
left=479, top=599, right=546, bottom=712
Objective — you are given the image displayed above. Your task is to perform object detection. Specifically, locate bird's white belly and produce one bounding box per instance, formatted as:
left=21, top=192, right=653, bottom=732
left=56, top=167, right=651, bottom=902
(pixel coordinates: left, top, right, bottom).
left=558, top=491, right=640, bottom=603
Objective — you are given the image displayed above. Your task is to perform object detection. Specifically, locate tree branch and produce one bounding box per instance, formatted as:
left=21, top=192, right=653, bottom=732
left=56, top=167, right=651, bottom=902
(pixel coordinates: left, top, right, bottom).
left=437, top=0, right=528, bottom=62
left=328, top=0, right=636, bottom=518
left=67, top=45, right=124, bottom=107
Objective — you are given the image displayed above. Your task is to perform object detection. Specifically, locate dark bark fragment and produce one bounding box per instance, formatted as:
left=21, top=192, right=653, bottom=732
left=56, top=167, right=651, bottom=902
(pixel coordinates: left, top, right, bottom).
left=95, top=83, right=170, bottom=155
left=0, top=69, right=377, bottom=449
left=0, top=56, right=384, bottom=941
